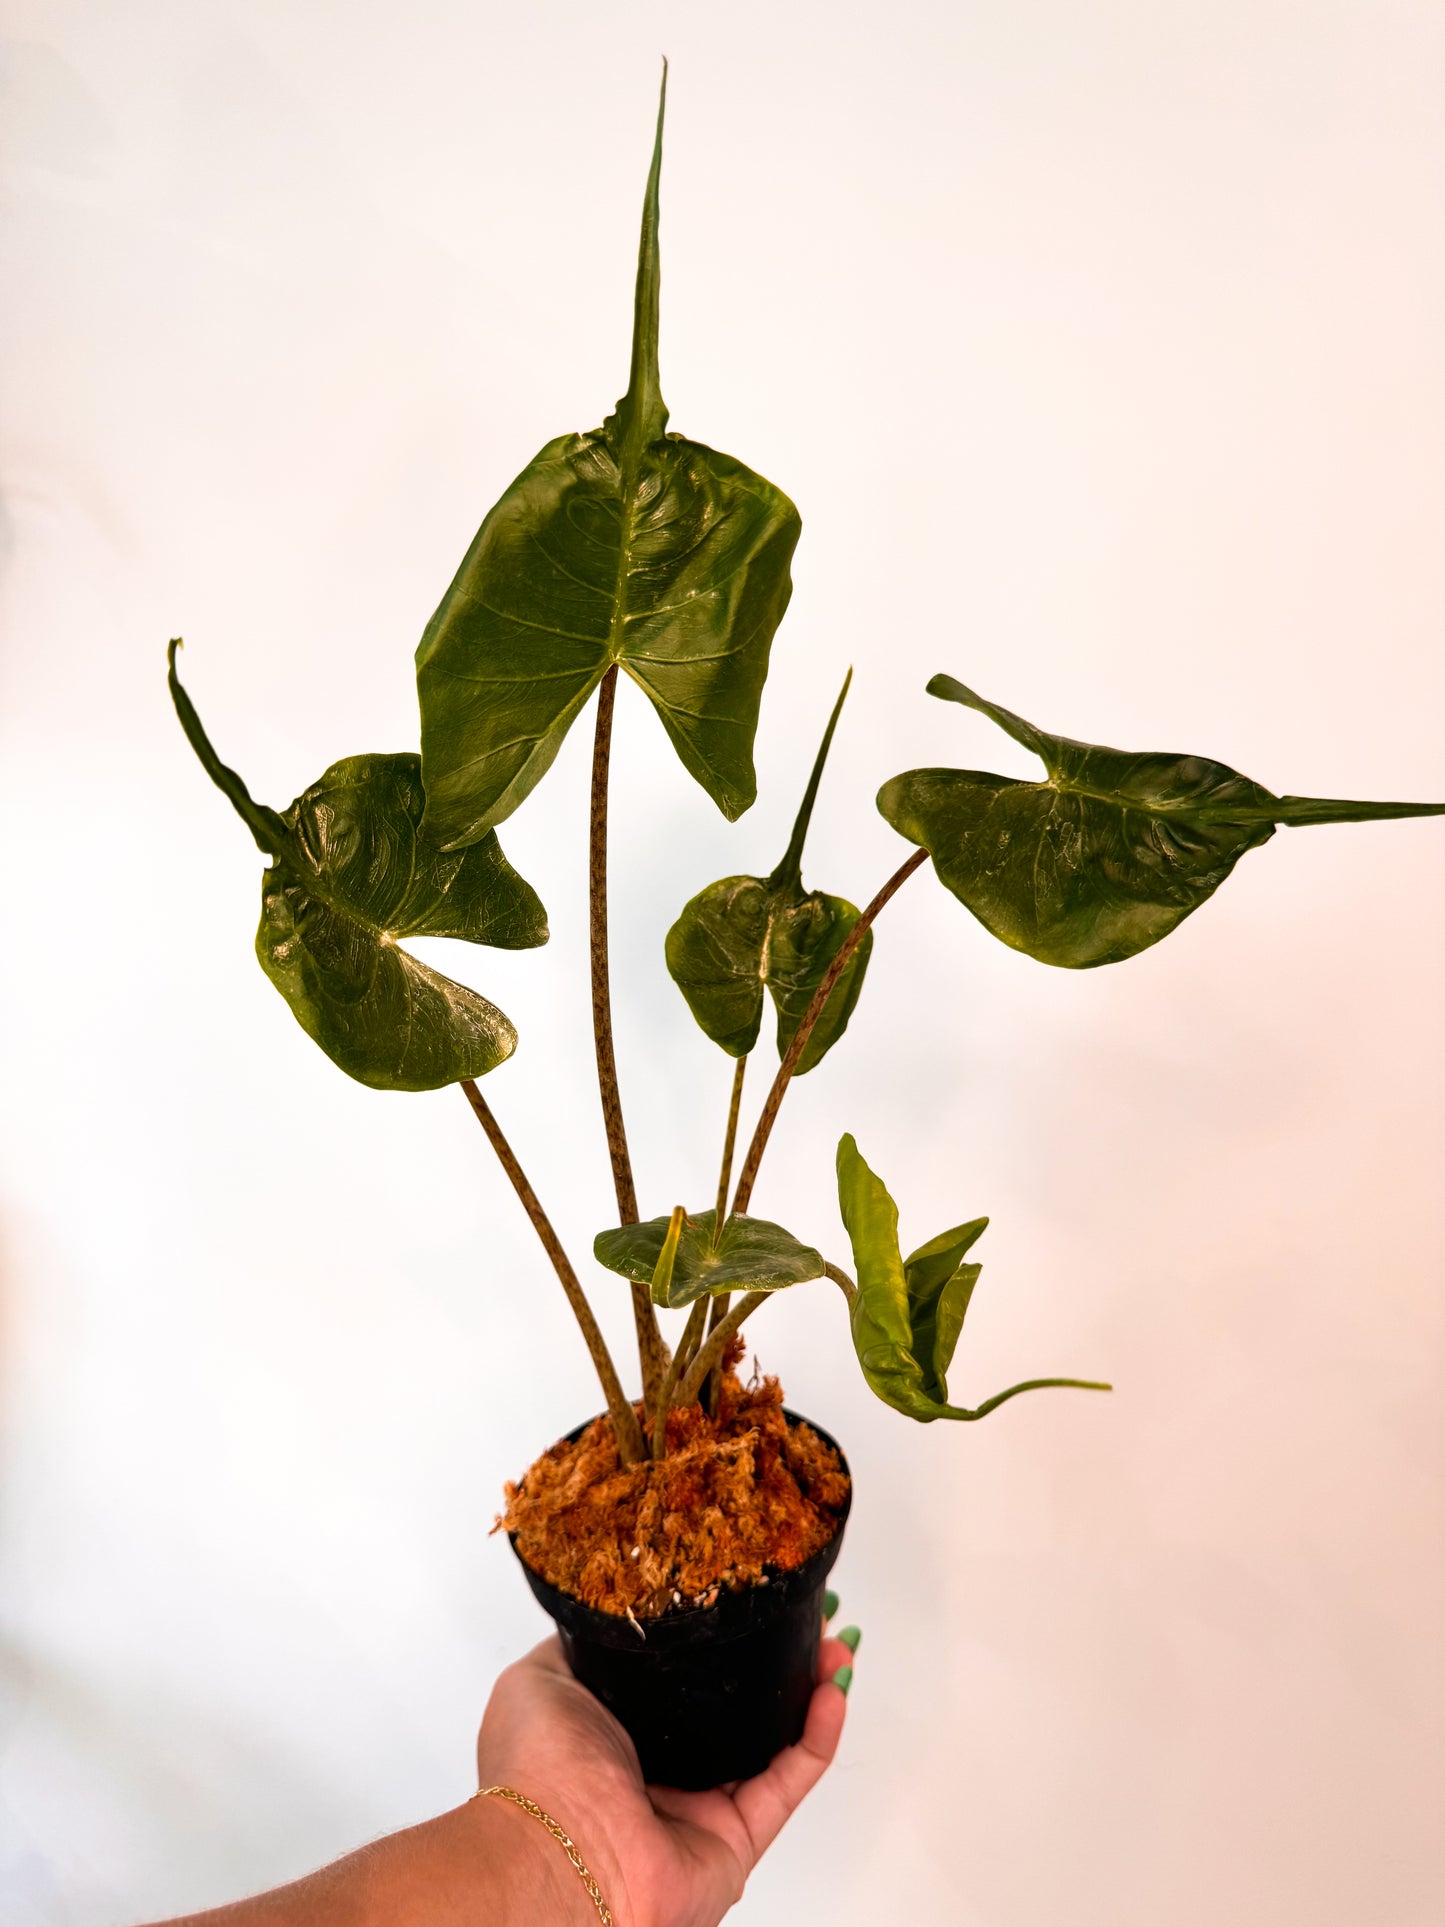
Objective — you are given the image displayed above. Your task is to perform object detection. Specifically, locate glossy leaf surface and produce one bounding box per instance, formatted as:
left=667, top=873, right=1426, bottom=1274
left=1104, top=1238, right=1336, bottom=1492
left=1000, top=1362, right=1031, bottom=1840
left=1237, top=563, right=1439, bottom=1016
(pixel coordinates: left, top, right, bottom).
left=169, top=642, right=546, bottom=1091
left=878, top=675, right=1445, bottom=969
left=594, top=1207, right=824, bottom=1310
left=665, top=675, right=872, bottom=1072
left=835, top=1134, right=1109, bottom=1422
left=415, top=73, right=800, bottom=850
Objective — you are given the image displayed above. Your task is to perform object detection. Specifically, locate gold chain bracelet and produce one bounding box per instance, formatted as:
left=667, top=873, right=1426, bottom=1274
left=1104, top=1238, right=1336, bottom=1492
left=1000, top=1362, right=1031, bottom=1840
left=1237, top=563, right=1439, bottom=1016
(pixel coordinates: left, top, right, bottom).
left=470, top=1784, right=613, bottom=1924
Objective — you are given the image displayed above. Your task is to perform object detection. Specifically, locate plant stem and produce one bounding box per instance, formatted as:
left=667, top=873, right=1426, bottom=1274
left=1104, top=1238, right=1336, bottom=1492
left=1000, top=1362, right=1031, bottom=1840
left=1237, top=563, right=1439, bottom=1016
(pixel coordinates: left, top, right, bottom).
left=590, top=665, right=670, bottom=1418
left=589, top=667, right=639, bottom=1220
left=701, top=1294, right=729, bottom=1418
left=701, top=1055, right=748, bottom=1414
left=460, top=1079, right=645, bottom=1464
left=713, top=1055, right=748, bottom=1236
left=732, top=845, right=928, bottom=1215
left=675, top=1291, right=769, bottom=1407
left=823, top=1261, right=857, bottom=1307
left=673, top=1301, right=708, bottom=1379
left=651, top=1298, right=709, bottom=1459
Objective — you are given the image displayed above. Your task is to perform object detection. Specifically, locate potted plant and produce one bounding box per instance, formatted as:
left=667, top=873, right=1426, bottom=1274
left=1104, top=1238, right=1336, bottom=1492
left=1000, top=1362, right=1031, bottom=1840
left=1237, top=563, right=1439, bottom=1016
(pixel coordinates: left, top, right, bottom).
left=165, top=73, right=1443, bottom=1792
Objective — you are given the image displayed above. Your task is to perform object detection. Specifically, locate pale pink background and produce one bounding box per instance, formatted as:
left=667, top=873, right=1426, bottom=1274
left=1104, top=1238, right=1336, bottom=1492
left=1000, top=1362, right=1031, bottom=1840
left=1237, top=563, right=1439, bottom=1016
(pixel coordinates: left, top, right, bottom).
left=2, top=4, right=1442, bottom=1923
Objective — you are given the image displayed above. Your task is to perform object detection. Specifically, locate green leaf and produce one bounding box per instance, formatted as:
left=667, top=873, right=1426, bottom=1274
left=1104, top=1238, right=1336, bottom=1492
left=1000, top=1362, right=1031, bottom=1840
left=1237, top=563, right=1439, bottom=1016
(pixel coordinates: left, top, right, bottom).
left=169, top=641, right=546, bottom=1091
left=903, top=1221, right=988, bottom=1404
left=414, top=68, right=800, bottom=850
left=650, top=1205, right=687, bottom=1307
left=664, top=673, right=873, bottom=1072
left=594, top=1207, right=825, bottom=1310
left=835, top=1134, right=1109, bottom=1422
left=878, top=675, right=1445, bottom=969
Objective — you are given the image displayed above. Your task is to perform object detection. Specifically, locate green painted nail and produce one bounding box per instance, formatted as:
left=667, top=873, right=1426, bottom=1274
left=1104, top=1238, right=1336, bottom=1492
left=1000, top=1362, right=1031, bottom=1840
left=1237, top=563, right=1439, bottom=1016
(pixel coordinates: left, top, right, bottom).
left=838, top=1625, right=861, bottom=1656
left=833, top=1663, right=853, bottom=1696
left=823, top=1589, right=840, bottom=1621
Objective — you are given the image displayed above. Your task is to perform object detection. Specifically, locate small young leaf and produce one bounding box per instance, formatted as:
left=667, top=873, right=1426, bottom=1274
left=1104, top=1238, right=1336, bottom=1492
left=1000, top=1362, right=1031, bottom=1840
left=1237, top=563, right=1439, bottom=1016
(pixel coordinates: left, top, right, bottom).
left=903, top=1221, right=988, bottom=1404
left=594, top=1207, right=825, bottom=1309
left=415, top=70, right=799, bottom=850
left=169, top=642, right=546, bottom=1091
left=877, top=675, right=1445, bottom=969
left=835, top=1134, right=1109, bottom=1422
left=650, top=1206, right=688, bottom=1308
left=665, top=673, right=873, bottom=1073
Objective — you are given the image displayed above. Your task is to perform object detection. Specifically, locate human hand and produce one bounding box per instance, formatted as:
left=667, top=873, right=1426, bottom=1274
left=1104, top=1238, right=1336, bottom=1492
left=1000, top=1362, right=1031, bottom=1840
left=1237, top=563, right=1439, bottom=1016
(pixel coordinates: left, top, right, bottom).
left=475, top=1609, right=859, bottom=1927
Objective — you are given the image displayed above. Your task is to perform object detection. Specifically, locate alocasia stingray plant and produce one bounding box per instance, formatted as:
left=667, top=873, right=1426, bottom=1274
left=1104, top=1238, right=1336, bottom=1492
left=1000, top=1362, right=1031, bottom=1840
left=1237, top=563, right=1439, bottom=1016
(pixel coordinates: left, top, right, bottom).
left=169, top=72, right=1444, bottom=1472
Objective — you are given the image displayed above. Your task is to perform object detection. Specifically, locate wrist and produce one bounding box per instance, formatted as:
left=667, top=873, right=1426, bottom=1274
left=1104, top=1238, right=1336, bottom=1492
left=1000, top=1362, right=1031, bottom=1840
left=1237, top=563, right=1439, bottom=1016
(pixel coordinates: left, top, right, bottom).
left=331, top=1795, right=598, bottom=1927
left=461, top=1791, right=603, bottom=1927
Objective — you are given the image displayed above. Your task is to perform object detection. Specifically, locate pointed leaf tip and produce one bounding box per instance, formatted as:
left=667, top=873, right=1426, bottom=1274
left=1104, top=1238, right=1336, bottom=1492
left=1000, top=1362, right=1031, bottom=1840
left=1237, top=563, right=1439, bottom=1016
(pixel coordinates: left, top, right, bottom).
left=166, top=641, right=288, bottom=856
left=612, top=64, right=669, bottom=461
left=774, top=668, right=855, bottom=885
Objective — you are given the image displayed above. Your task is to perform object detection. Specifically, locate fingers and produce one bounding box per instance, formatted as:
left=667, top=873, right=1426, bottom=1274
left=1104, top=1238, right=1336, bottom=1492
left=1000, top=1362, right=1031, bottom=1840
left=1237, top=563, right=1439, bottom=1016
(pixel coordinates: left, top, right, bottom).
left=816, top=1633, right=852, bottom=1685
left=829, top=1623, right=860, bottom=1695
left=730, top=1640, right=850, bottom=1864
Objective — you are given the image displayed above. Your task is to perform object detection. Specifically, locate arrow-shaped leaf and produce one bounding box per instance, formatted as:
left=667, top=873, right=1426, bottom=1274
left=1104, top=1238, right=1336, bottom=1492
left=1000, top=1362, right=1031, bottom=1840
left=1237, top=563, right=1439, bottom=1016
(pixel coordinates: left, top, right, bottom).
left=169, top=642, right=546, bottom=1091
left=877, top=675, right=1445, bottom=970
left=415, top=69, right=800, bottom=851
left=835, top=1133, right=1109, bottom=1422
left=665, top=673, right=873, bottom=1072
left=594, top=1206, right=824, bottom=1310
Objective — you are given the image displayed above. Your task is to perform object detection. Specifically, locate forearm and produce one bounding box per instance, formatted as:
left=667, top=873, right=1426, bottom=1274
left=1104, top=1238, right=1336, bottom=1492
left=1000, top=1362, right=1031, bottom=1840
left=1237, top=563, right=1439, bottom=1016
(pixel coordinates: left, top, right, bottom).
left=152, top=1796, right=594, bottom=1927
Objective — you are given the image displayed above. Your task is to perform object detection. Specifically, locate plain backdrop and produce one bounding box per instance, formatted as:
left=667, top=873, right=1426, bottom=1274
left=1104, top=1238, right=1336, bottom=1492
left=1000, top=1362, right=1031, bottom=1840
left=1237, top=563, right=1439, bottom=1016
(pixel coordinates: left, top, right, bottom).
left=2, top=4, right=1443, bottom=1923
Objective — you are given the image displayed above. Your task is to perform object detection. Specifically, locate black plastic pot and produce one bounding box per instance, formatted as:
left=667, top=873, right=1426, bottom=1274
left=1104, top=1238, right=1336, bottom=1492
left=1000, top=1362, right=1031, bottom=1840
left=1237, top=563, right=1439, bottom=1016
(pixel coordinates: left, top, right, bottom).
left=511, top=1410, right=851, bottom=1790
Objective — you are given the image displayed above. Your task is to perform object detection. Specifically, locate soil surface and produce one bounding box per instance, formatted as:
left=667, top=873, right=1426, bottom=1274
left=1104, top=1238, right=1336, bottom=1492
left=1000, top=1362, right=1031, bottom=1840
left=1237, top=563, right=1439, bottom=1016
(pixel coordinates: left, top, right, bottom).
left=500, top=1365, right=851, bottom=1619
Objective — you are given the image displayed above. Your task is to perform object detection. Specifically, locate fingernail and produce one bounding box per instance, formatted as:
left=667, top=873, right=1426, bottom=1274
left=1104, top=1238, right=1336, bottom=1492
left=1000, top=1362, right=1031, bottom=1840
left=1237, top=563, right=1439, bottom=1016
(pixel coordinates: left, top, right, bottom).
left=837, top=1625, right=861, bottom=1656
left=823, top=1589, right=840, bottom=1621
left=833, top=1663, right=854, bottom=1697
